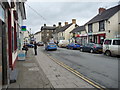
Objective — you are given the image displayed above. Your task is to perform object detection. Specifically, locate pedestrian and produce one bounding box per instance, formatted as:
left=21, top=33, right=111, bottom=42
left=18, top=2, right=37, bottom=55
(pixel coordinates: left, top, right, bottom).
left=34, top=41, right=37, bottom=55
left=22, top=44, right=28, bottom=56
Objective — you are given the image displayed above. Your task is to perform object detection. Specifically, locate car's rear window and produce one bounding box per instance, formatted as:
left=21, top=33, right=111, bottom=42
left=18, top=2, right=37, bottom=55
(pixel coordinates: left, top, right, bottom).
left=113, top=40, right=120, bottom=45
left=104, top=40, right=111, bottom=45
left=95, top=44, right=102, bottom=47
left=49, top=43, right=55, bottom=45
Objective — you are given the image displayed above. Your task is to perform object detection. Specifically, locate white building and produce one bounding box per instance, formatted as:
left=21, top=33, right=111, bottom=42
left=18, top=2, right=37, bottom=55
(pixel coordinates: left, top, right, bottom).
left=34, top=31, right=41, bottom=43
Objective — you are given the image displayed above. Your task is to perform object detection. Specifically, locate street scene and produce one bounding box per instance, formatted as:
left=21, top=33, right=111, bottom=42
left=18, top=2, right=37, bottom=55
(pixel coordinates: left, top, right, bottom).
left=0, top=0, right=120, bottom=90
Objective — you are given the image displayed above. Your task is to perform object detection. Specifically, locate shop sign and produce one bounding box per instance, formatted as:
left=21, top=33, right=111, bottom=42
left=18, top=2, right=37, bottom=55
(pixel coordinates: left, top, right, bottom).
left=0, top=5, right=5, bottom=22
left=21, top=26, right=27, bottom=31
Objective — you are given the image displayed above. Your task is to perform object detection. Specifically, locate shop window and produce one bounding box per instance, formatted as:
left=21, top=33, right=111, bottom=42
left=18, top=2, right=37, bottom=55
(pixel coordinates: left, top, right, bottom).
left=88, top=24, right=92, bottom=33
left=99, top=21, right=105, bottom=31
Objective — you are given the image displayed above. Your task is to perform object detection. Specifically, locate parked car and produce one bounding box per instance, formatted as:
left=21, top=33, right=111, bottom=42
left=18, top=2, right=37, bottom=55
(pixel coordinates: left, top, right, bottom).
left=58, top=40, right=69, bottom=48
left=103, top=38, right=120, bottom=56
left=66, top=43, right=80, bottom=50
left=80, top=43, right=102, bottom=53
left=45, top=42, right=57, bottom=51
left=26, top=43, right=34, bottom=48
left=37, top=42, right=44, bottom=46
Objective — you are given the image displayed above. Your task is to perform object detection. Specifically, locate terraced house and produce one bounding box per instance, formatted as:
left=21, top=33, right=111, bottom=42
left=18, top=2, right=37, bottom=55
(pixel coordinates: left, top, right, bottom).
left=85, top=5, right=120, bottom=44
left=0, top=1, right=26, bottom=87
left=70, top=25, right=87, bottom=45
left=57, top=19, right=78, bottom=42
left=41, top=24, right=56, bottom=44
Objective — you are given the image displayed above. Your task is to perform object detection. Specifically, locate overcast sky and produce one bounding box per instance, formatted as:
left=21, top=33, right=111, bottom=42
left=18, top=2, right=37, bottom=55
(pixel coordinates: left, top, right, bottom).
left=24, top=1, right=119, bottom=34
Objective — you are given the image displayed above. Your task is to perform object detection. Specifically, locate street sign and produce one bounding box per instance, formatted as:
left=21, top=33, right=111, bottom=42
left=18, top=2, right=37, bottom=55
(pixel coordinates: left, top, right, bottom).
left=21, top=26, right=26, bottom=31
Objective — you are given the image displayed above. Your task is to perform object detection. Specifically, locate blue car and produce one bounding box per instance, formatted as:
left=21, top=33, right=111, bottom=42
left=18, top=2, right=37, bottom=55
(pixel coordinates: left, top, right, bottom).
left=45, top=43, right=57, bottom=51
left=26, top=43, right=34, bottom=48
left=66, top=43, right=80, bottom=50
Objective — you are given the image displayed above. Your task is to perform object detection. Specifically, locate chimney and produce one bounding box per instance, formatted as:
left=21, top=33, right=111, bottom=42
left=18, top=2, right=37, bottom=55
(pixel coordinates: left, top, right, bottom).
left=72, top=19, right=76, bottom=24
left=44, top=24, right=46, bottom=26
left=58, top=22, right=61, bottom=27
left=53, top=24, right=56, bottom=27
left=99, top=8, right=106, bottom=14
left=65, top=22, right=68, bottom=25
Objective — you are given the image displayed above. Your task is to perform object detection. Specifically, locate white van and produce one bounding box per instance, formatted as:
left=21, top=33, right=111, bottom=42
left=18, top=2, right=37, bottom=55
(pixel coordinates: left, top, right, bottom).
left=58, top=40, right=69, bottom=48
left=103, top=38, right=120, bottom=56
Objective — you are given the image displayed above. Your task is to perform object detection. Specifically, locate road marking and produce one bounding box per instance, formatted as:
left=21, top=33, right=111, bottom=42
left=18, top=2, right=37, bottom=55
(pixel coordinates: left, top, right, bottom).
left=44, top=53, right=107, bottom=90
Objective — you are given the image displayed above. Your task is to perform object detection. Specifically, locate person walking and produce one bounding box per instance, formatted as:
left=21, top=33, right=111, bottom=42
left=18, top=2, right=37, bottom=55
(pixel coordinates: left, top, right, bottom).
left=34, top=41, right=37, bottom=55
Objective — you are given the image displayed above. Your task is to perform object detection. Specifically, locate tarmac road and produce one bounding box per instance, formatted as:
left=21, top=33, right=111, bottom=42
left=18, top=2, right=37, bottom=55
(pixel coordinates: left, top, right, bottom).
left=38, top=46, right=119, bottom=88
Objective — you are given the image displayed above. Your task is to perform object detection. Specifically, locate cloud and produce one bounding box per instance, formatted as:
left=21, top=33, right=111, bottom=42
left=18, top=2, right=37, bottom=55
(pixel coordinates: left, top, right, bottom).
left=24, top=2, right=118, bottom=33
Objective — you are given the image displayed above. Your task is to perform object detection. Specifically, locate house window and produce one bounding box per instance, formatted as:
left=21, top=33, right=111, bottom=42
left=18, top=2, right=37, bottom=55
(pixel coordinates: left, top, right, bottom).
left=88, top=24, right=92, bottom=33
left=99, top=20, right=105, bottom=31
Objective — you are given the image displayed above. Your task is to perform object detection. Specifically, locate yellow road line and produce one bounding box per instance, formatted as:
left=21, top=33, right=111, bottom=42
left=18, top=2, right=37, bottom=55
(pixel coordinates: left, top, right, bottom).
left=45, top=53, right=107, bottom=90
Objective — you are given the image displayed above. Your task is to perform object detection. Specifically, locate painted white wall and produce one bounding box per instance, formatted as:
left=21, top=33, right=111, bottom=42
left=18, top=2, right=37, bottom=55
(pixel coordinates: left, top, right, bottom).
left=34, top=32, right=41, bottom=43
left=106, top=10, right=120, bottom=39
left=64, top=24, right=76, bottom=40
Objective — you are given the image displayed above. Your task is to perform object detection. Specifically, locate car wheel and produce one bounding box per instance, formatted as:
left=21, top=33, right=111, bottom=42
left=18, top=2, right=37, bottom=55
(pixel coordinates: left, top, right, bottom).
left=90, top=49, right=94, bottom=53
left=105, top=50, right=111, bottom=56
left=80, top=48, right=83, bottom=52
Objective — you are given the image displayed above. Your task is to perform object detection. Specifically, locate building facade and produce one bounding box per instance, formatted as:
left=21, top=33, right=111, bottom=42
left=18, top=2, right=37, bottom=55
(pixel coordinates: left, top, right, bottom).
left=41, top=24, right=56, bottom=44
left=85, top=5, right=120, bottom=44
left=57, top=19, right=78, bottom=42
left=0, top=1, right=26, bottom=87
left=34, top=31, right=41, bottom=43
left=70, top=25, right=87, bottom=45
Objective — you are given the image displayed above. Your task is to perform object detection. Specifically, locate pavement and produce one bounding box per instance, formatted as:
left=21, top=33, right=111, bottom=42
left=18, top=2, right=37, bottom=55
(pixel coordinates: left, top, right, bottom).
left=5, top=48, right=95, bottom=89
left=7, top=48, right=53, bottom=89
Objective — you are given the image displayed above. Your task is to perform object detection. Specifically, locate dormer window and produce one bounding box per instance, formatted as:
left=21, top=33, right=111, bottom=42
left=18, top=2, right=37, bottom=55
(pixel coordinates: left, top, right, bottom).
left=99, top=20, right=105, bottom=31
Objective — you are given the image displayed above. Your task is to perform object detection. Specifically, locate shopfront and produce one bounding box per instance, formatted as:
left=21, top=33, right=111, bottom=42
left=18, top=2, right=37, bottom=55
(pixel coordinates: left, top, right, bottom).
left=97, top=33, right=106, bottom=44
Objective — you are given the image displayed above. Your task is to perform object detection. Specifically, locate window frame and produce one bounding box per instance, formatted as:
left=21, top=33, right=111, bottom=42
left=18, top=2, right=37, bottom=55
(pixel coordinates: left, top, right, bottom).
left=99, top=20, right=105, bottom=31
left=88, top=24, right=92, bottom=33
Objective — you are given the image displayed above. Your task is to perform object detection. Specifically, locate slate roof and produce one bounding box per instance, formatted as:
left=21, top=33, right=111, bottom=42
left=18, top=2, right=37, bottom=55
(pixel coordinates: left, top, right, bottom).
left=70, top=25, right=85, bottom=33
left=56, top=23, right=73, bottom=33
left=41, top=26, right=56, bottom=30
left=85, top=5, right=120, bottom=25
left=34, top=31, right=41, bottom=35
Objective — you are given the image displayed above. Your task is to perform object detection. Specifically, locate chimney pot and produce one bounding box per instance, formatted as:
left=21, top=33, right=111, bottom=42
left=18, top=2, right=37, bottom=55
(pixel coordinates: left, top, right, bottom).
left=44, top=24, right=46, bottom=26
left=72, top=19, right=76, bottom=24
left=99, top=8, right=106, bottom=14
left=58, top=22, right=61, bottom=26
left=65, top=22, right=68, bottom=25
left=53, top=24, right=56, bottom=27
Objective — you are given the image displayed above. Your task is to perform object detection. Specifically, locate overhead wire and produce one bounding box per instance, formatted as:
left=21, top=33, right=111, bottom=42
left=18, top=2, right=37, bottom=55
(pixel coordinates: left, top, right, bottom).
left=25, top=2, right=52, bottom=24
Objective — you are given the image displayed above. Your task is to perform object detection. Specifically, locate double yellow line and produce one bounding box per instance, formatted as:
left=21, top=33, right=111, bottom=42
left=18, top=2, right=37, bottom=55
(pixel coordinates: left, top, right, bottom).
left=46, top=54, right=106, bottom=90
